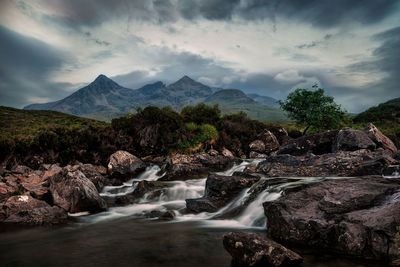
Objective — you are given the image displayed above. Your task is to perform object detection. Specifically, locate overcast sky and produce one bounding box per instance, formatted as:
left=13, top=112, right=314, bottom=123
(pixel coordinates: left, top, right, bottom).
left=0, top=0, right=399, bottom=112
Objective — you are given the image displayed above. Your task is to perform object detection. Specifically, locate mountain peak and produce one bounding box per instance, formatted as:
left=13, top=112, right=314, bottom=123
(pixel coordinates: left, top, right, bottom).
left=177, top=75, right=195, bottom=83
left=94, top=74, right=111, bottom=83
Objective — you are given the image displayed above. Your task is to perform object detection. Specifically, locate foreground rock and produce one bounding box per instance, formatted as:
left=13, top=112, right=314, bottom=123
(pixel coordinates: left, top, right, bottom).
left=186, top=173, right=260, bottom=213
left=108, top=150, right=146, bottom=179
left=50, top=168, right=107, bottom=213
left=249, top=130, right=280, bottom=158
left=2, top=195, right=67, bottom=225
left=264, top=176, right=400, bottom=263
left=332, top=127, right=376, bottom=152
left=223, top=232, right=303, bottom=267
left=161, top=151, right=234, bottom=181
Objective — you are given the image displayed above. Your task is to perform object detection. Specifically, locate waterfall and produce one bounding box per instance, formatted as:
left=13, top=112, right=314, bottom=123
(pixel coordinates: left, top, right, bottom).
left=81, top=159, right=327, bottom=229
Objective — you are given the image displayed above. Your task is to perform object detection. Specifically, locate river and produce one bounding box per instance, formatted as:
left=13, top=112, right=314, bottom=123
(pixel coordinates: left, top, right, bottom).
left=0, top=160, right=379, bottom=266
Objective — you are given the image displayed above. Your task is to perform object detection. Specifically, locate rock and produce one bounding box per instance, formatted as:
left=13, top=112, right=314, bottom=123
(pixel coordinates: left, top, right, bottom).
left=108, top=150, right=146, bottom=179
left=249, top=140, right=265, bottom=153
left=257, top=130, right=280, bottom=153
left=159, top=210, right=175, bottom=220
left=221, top=148, right=235, bottom=159
left=278, top=130, right=338, bottom=156
left=333, top=127, right=376, bottom=152
left=2, top=195, right=67, bottom=225
left=161, top=152, right=234, bottom=181
left=49, top=169, right=107, bottom=213
left=186, top=173, right=260, bottom=213
left=73, top=163, right=107, bottom=192
left=269, top=126, right=292, bottom=145
left=363, top=123, right=398, bottom=153
left=0, top=182, right=16, bottom=202
left=256, top=149, right=395, bottom=177
left=264, top=176, right=400, bottom=262
left=10, top=165, right=32, bottom=175
left=21, top=182, right=51, bottom=202
left=223, top=232, right=303, bottom=267
left=249, top=151, right=267, bottom=158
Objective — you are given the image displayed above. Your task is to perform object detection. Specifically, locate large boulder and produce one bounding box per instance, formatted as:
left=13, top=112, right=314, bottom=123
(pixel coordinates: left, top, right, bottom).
left=223, top=232, right=303, bottom=267
left=363, top=123, right=398, bottom=153
left=161, top=151, right=234, bottom=181
left=277, top=130, right=338, bottom=156
left=264, top=176, right=400, bottom=263
left=269, top=126, right=291, bottom=146
left=71, top=163, right=107, bottom=192
left=333, top=127, right=376, bottom=152
left=49, top=168, right=107, bottom=213
left=2, top=195, right=67, bottom=225
left=108, top=150, right=146, bottom=179
left=186, top=173, right=260, bottom=213
left=249, top=130, right=280, bottom=156
left=256, top=149, right=396, bottom=177
left=249, top=140, right=266, bottom=153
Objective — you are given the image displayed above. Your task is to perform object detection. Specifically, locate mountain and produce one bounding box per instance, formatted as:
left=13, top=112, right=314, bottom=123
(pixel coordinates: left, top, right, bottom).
left=24, top=74, right=287, bottom=122
left=247, top=93, right=279, bottom=107
left=25, top=75, right=136, bottom=116
left=205, top=89, right=288, bottom=122
left=132, top=76, right=213, bottom=109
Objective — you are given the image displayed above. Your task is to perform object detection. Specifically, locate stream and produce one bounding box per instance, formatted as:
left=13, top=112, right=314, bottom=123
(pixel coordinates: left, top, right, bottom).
left=0, top=160, right=379, bottom=266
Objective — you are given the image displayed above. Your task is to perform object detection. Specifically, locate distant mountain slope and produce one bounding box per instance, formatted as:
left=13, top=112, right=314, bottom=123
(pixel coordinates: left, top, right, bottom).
left=133, top=76, right=213, bottom=109
left=25, top=75, right=136, bottom=115
left=24, top=74, right=287, bottom=122
left=205, top=89, right=288, bottom=122
left=247, top=93, right=279, bottom=107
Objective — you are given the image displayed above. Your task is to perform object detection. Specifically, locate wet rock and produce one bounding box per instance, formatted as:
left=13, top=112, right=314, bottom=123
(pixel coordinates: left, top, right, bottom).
left=363, top=123, right=398, bottom=153
left=10, top=165, right=32, bottom=175
left=221, top=148, right=235, bottom=159
left=249, top=151, right=267, bottom=158
left=257, top=130, right=280, bottom=153
left=49, top=169, right=107, bottom=213
left=269, top=126, right=292, bottom=146
left=277, top=130, right=338, bottom=156
left=264, top=176, right=400, bottom=262
left=256, top=149, right=396, bottom=177
left=186, top=173, right=260, bottom=213
left=161, top=151, right=233, bottom=181
left=73, top=163, right=107, bottom=192
left=108, top=150, right=146, bottom=179
left=159, top=210, right=175, bottom=220
left=223, top=232, right=303, bottom=267
left=2, top=195, right=67, bottom=225
left=333, top=127, right=376, bottom=152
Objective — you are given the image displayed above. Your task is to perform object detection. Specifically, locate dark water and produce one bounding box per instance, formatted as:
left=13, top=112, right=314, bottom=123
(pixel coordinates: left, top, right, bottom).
left=0, top=217, right=380, bottom=267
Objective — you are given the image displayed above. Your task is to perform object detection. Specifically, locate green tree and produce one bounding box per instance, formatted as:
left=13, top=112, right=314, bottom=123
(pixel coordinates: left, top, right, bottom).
left=278, top=85, right=346, bottom=135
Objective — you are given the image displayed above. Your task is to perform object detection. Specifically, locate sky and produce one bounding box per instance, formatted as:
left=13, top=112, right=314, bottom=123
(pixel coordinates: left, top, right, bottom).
left=0, top=0, right=399, bottom=113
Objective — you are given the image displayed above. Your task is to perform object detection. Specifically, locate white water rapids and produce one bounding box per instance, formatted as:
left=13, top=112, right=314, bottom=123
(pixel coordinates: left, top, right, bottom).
left=80, top=159, right=328, bottom=228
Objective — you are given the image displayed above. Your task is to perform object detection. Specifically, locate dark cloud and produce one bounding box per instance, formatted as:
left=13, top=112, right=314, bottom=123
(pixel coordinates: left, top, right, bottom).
left=0, top=25, right=74, bottom=107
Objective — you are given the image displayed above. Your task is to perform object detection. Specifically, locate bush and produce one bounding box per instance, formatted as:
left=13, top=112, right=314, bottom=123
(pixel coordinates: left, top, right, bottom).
left=181, top=103, right=221, bottom=125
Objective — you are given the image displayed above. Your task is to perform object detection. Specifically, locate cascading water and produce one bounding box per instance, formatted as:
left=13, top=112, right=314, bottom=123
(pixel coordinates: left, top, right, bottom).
left=81, top=159, right=328, bottom=229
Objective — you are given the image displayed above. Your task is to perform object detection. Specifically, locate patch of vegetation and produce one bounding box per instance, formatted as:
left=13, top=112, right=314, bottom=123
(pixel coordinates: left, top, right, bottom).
left=11, top=189, right=22, bottom=196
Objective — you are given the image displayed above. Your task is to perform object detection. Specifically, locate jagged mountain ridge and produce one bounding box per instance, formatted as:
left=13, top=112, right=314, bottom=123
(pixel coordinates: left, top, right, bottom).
left=24, top=74, right=287, bottom=122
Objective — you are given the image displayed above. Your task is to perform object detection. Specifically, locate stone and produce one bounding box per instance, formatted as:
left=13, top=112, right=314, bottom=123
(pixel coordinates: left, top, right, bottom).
left=257, top=130, right=280, bottom=153
left=2, top=195, right=67, bottom=225
left=333, top=127, right=376, bottom=152
left=363, top=123, right=397, bottom=153
left=49, top=168, right=107, bottom=213
left=108, top=150, right=146, bottom=178
left=264, top=176, right=400, bottom=262
left=249, top=140, right=265, bottom=153
left=221, top=148, right=235, bottom=159
left=186, top=173, right=260, bottom=213
left=223, top=232, right=303, bottom=267
left=249, top=151, right=267, bottom=158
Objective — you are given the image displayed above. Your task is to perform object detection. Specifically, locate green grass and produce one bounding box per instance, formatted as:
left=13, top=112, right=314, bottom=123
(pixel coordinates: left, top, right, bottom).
left=0, top=106, right=108, bottom=141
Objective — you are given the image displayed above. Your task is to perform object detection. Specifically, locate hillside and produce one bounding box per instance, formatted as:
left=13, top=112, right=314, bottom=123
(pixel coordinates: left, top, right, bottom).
left=247, top=93, right=279, bottom=107
left=353, top=97, right=400, bottom=147
left=205, top=89, right=288, bottom=122
left=24, top=75, right=136, bottom=116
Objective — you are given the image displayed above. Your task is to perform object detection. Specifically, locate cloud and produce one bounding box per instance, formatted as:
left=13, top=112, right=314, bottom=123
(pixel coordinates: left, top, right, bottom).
left=0, top=25, right=75, bottom=107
